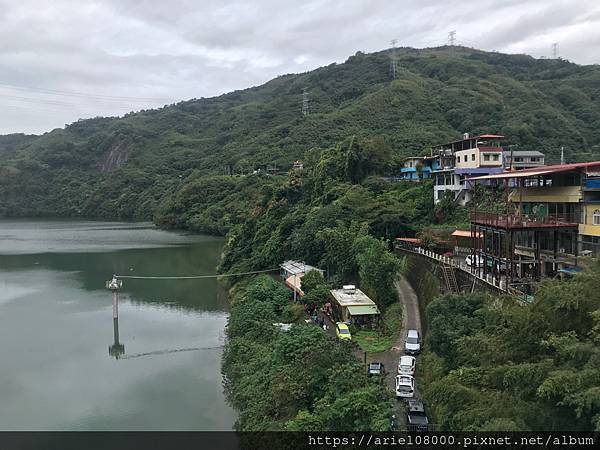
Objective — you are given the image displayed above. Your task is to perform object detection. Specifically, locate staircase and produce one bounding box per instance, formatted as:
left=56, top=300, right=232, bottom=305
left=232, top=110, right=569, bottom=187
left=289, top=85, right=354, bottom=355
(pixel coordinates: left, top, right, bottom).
left=441, top=265, right=460, bottom=293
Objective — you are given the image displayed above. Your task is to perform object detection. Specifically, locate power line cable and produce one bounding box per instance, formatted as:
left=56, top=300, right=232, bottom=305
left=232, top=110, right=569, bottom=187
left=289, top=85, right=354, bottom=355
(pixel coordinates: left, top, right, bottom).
left=0, top=82, right=174, bottom=103
left=115, top=267, right=279, bottom=280
left=0, top=93, right=136, bottom=110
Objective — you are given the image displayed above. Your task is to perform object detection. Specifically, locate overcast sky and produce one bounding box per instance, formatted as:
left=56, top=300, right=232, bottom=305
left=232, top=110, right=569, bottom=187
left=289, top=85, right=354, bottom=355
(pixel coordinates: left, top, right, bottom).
left=1, top=0, right=599, bottom=135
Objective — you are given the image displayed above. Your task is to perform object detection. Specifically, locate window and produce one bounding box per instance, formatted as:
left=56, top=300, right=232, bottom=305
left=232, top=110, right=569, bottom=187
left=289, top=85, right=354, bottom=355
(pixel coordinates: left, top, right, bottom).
left=456, top=156, right=460, bottom=164
left=471, top=154, right=475, bottom=161
left=492, top=154, right=499, bottom=161
left=594, top=209, right=600, bottom=226
left=514, top=157, right=523, bottom=162
left=483, top=154, right=490, bottom=162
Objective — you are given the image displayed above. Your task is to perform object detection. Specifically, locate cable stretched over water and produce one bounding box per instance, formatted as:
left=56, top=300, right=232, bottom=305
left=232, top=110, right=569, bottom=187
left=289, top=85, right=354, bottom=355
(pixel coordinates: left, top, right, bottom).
left=115, top=268, right=279, bottom=280
left=120, top=345, right=224, bottom=360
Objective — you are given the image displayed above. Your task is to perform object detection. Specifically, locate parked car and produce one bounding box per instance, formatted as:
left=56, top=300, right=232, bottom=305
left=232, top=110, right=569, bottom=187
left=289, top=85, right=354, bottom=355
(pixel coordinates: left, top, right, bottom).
left=335, top=322, right=352, bottom=341
left=398, top=355, right=416, bottom=376
left=404, top=329, right=421, bottom=355
left=465, top=254, right=484, bottom=267
left=368, top=362, right=385, bottom=377
left=395, top=375, right=415, bottom=398
left=406, top=399, right=429, bottom=431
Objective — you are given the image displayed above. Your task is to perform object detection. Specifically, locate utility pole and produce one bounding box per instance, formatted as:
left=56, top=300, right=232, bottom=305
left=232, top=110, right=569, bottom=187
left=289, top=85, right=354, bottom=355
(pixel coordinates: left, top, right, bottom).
left=302, top=88, right=310, bottom=116
left=448, top=30, right=456, bottom=56
left=389, top=38, right=399, bottom=79
left=508, top=144, right=518, bottom=171
left=561, top=146, right=565, bottom=165
left=552, top=42, right=559, bottom=59
left=106, top=275, right=125, bottom=359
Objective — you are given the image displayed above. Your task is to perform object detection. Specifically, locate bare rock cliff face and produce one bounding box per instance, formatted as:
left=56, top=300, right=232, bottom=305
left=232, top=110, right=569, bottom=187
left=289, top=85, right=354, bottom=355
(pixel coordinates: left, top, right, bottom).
left=99, top=138, right=131, bottom=172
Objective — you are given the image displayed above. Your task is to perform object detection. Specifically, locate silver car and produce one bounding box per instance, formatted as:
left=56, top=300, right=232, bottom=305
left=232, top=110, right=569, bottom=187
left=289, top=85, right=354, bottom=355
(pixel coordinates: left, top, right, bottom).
left=405, top=329, right=421, bottom=355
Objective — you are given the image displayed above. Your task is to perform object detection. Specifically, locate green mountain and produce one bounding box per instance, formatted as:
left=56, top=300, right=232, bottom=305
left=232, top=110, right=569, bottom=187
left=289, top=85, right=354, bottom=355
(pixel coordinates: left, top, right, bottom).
left=1, top=46, right=599, bottom=220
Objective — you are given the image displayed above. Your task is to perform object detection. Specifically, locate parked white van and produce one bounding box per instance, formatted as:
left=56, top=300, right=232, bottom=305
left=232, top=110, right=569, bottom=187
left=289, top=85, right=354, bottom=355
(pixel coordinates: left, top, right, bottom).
left=395, top=375, right=415, bottom=398
left=398, top=355, right=416, bottom=376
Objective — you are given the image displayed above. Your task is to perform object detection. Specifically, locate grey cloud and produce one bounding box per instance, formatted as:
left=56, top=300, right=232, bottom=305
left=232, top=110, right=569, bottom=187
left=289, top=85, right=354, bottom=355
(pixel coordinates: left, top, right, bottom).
left=0, top=0, right=598, bottom=134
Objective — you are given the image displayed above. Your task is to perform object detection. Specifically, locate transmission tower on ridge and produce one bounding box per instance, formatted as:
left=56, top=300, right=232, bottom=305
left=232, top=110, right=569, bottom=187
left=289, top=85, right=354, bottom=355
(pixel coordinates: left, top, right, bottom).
left=301, top=88, right=310, bottom=116
left=448, top=30, right=456, bottom=56
left=552, top=42, right=559, bottom=59
left=390, top=38, right=399, bottom=79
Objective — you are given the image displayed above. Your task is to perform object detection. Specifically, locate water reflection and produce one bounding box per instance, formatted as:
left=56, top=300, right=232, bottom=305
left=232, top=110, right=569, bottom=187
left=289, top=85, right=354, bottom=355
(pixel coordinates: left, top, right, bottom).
left=0, top=243, right=229, bottom=312
left=0, top=221, right=236, bottom=430
left=109, top=317, right=126, bottom=360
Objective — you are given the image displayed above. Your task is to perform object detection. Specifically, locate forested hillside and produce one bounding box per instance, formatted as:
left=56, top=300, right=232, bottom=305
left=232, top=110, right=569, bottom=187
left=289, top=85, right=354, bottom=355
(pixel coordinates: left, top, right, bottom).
left=421, top=263, right=600, bottom=431
left=1, top=46, right=599, bottom=221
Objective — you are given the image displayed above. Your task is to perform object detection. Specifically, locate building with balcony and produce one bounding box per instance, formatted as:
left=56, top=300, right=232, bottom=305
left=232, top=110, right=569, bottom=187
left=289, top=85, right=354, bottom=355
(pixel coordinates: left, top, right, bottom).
left=503, top=150, right=545, bottom=170
left=432, top=133, right=505, bottom=205
left=467, top=161, right=600, bottom=287
left=399, top=156, right=440, bottom=181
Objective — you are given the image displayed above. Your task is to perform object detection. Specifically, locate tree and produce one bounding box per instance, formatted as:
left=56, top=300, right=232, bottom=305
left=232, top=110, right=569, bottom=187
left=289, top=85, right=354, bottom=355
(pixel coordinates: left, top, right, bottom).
left=300, top=270, right=326, bottom=295
left=317, top=222, right=366, bottom=284
left=354, top=235, right=401, bottom=308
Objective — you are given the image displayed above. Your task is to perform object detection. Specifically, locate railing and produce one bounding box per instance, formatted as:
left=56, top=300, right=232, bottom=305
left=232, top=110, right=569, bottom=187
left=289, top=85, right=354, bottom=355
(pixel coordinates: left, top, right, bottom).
left=470, top=212, right=579, bottom=228
left=394, top=241, right=511, bottom=293
left=478, top=146, right=504, bottom=152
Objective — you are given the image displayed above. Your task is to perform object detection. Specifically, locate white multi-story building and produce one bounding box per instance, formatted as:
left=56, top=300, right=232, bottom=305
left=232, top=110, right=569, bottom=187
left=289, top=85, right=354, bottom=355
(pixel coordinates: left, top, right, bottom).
left=432, top=133, right=505, bottom=205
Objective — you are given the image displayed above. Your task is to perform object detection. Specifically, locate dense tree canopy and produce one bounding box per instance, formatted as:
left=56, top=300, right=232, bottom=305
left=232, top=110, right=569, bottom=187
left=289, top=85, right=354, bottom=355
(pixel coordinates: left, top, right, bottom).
left=222, top=275, right=393, bottom=431
left=422, top=263, right=600, bottom=431
left=2, top=47, right=600, bottom=220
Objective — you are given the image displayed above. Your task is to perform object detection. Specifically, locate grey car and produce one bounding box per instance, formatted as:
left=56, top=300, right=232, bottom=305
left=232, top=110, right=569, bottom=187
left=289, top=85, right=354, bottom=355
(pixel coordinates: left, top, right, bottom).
left=404, top=329, right=421, bottom=355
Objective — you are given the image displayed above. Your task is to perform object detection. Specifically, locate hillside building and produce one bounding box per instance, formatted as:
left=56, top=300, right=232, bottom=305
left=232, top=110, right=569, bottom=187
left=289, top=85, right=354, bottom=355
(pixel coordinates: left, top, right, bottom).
left=330, top=285, right=380, bottom=326
left=399, top=156, right=440, bottom=181
left=432, top=133, right=505, bottom=205
left=280, top=260, right=324, bottom=298
left=503, top=150, right=545, bottom=171
left=468, top=161, right=600, bottom=287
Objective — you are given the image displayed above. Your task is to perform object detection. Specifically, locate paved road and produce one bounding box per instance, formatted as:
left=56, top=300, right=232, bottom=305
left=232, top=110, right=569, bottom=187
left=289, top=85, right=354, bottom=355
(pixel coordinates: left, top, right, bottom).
left=318, top=276, right=422, bottom=429
left=373, top=276, right=421, bottom=385
left=363, top=276, right=421, bottom=428
left=396, top=276, right=422, bottom=334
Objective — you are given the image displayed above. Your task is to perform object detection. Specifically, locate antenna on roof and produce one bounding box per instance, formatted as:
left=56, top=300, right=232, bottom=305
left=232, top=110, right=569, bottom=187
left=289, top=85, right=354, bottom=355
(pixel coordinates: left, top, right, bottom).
left=552, top=42, right=559, bottom=59
left=560, top=146, right=565, bottom=165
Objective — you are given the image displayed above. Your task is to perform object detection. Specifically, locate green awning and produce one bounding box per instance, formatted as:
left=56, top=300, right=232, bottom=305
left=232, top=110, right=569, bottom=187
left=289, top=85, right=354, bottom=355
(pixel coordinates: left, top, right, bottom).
left=347, top=305, right=380, bottom=316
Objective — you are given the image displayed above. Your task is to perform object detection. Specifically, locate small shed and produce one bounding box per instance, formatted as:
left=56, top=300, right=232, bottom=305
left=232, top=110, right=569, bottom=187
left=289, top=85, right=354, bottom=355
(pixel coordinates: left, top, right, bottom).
left=330, top=285, right=380, bottom=326
left=280, top=260, right=324, bottom=298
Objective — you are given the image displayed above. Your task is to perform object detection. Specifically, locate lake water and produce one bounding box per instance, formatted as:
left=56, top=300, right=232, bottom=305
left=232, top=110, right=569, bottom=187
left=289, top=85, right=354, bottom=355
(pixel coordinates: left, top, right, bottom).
left=0, top=220, right=236, bottom=430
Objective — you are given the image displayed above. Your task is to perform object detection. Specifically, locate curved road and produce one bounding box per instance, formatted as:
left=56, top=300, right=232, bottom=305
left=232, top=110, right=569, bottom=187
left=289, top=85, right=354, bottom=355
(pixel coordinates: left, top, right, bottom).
left=372, top=276, right=421, bottom=388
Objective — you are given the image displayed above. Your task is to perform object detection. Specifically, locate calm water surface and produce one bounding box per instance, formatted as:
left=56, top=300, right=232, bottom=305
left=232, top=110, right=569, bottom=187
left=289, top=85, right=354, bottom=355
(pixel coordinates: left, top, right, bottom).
left=0, top=220, right=236, bottom=430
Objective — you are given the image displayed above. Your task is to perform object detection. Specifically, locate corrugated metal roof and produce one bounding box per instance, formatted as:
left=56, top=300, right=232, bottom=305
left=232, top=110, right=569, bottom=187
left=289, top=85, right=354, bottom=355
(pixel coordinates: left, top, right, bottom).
left=451, top=230, right=482, bottom=238
left=279, top=260, right=323, bottom=275
left=468, top=161, right=600, bottom=181
left=437, top=133, right=504, bottom=147
left=503, top=150, right=545, bottom=157
left=478, top=134, right=505, bottom=139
